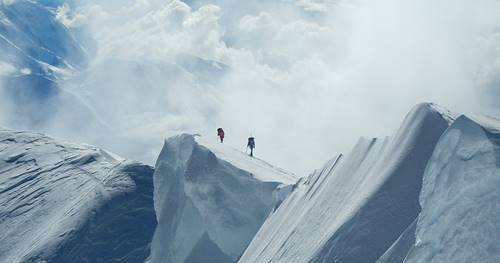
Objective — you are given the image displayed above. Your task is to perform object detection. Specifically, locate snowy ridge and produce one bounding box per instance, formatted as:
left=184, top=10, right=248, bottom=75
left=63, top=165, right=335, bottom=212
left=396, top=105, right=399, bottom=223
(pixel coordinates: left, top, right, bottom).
left=239, top=103, right=452, bottom=263
left=150, top=134, right=297, bottom=263
left=0, top=128, right=155, bottom=263
left=196, top=135, right=298, bottom=184
left=426, top=102, right=456, bottom=124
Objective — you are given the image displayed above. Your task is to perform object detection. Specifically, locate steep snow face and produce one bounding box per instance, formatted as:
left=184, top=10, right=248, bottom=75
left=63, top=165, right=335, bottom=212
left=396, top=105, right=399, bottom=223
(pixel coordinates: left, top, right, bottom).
left=0, top=128, right=155, bottom=263
left=239, top=103, right=452, bottom=263
left=401, top=115, right=500, bottom=263
left=151, top=134, right=298, bottom=263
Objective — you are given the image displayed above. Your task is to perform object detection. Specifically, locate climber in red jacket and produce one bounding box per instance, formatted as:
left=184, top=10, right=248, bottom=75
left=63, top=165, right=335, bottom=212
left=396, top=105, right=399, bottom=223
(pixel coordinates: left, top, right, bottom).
left=217, top=128, right=225, bottom=143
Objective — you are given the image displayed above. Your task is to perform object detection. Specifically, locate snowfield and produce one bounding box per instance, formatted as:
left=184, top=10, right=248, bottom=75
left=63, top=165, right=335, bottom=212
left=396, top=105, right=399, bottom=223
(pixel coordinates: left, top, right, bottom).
left=0, top=128, right=155, bottom=263
left=150, top=134, right=298, bottom=263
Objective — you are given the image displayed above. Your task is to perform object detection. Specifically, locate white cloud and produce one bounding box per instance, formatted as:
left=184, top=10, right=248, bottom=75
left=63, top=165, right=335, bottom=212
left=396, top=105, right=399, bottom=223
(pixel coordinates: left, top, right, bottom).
left=239, top=12, right=277, bottom=33
left=55, top=3, right=88, bottom=28
left=295, top=0, right=332, bottom=13
left=0, top=62, right=31, bottom=76
left=78, top=0, right=227, bottom=63
left=1, top=0, right=16, bottom=6
left=0, top=62, right=16, bottom=76
left=19, top=68, right=31, bottom=75
left=37, top=0, right=500, bottom=175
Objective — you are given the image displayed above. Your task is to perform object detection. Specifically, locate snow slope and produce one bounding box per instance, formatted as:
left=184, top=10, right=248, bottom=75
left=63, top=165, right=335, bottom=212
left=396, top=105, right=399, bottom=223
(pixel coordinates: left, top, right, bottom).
left=0, top=128, right=156, bottom=262
left=391, top=114, right=500, bottom=263
left=150, top=134, right=298, bottom=263
left=239, top=103, right=453, bottom=263
left=196, top=136, right=297, bottom=184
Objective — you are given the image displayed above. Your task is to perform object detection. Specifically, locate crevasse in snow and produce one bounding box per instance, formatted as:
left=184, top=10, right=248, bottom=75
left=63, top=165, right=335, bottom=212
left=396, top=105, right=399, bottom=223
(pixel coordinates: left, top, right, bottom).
left=150, top=134, right=298, bottom=263
left=239, top=103, right=453, bottom=263
left=0, top=128, right=156, bottom=263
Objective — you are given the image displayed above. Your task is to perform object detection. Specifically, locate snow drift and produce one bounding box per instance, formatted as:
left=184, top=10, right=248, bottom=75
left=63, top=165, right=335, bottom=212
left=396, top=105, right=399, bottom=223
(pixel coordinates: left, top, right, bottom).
left=150, top=134, right=297, bottom=263
left=239, top=103, right=454, bottom=263
left=0, top=128, right=156, bottom=263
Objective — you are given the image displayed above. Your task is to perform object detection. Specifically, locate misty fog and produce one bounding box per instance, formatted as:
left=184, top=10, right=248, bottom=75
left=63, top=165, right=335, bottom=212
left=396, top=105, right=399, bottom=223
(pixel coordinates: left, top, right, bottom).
left=1, top=0, right=500, bottom=175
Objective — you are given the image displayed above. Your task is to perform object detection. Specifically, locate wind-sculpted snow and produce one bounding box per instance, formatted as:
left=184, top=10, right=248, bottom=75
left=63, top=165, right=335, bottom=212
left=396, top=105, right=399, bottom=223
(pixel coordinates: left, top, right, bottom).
left=150, top=134, right=298, bottom=263
left=239, top=103, right=452, bottom=263
left=0, top=128, right=155, bottom=262
left=400, top=115, right=500, bottom=263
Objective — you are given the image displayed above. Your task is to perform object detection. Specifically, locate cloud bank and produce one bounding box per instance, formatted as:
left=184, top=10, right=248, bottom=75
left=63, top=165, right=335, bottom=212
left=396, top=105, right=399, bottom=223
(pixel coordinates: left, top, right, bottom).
left=3, top=0, right=500, bottom=175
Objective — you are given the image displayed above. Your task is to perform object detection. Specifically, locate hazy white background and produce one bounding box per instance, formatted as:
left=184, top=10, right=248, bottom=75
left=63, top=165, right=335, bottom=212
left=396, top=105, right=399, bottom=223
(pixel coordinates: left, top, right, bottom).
left=4, top=0, right=500, bottom=175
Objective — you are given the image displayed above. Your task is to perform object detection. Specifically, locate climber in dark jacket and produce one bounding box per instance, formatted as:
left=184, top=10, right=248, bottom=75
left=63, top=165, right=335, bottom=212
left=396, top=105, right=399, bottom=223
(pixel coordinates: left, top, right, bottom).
left=247, top=137, right=255, bottom=157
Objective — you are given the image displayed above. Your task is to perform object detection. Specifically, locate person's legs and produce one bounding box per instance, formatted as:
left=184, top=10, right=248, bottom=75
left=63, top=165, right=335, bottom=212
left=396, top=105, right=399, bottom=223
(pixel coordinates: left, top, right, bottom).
left=220, top=136, right=224, bottom=143
left=250, top=148, right=253, bottom=156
